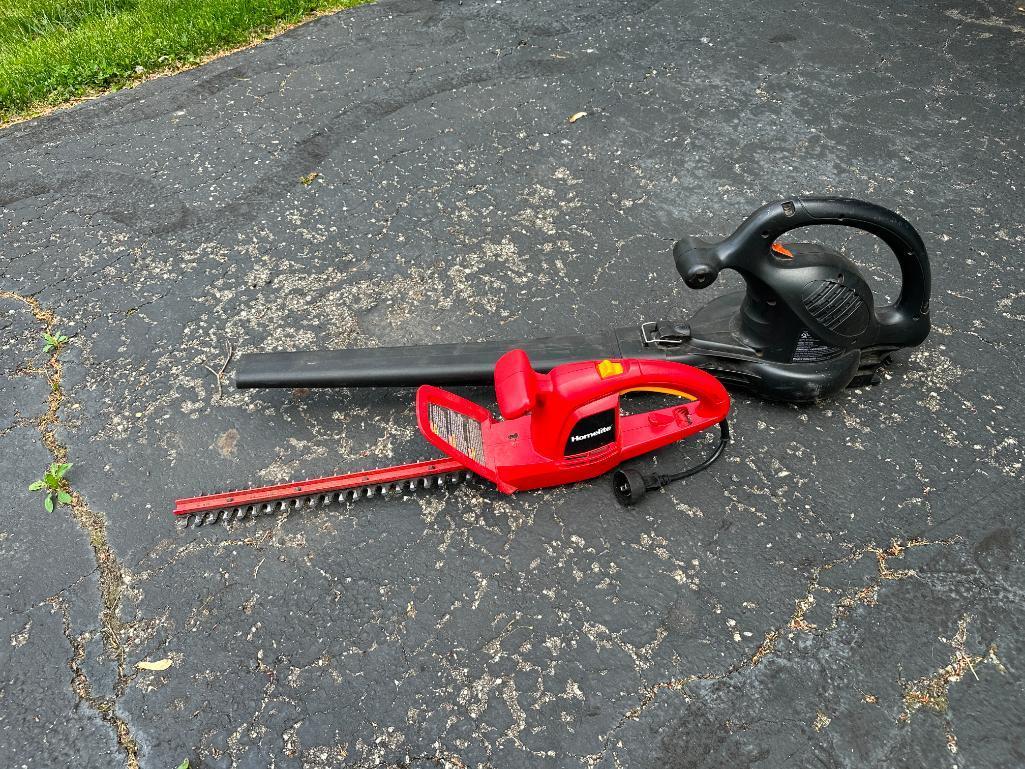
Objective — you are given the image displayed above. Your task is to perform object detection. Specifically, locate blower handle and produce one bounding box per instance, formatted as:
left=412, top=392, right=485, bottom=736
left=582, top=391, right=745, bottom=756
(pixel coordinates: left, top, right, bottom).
left=674, top=197, right=931, bottom=344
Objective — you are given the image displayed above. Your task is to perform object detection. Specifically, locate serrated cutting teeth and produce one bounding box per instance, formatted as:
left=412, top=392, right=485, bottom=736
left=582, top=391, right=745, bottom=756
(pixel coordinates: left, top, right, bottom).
left=175, top=461, right=473, bottom=531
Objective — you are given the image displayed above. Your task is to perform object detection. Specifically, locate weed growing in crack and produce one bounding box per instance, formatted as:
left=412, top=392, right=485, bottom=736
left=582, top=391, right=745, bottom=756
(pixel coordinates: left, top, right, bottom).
left=42, top=330, right=70, bottom=353
left=4, top=292, right=140, bottom=766
left=28, top=461, right=73, bottom=512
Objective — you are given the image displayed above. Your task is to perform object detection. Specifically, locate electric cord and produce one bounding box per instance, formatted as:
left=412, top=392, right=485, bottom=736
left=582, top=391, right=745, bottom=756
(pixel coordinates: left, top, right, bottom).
left=612, top=420, right=731, bottom=506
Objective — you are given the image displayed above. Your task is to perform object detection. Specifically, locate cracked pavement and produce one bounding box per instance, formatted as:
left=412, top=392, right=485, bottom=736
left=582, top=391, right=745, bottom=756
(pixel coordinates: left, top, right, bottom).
left=1, top=0, right=1024, bottom=766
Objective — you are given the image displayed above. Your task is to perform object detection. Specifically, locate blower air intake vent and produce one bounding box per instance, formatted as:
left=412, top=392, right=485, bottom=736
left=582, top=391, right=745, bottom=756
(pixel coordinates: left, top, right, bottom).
left=802, top=280, right=870, bottom=336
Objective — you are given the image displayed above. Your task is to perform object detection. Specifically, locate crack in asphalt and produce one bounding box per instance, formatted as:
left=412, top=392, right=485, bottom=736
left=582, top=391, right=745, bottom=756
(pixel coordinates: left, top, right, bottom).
left=898, top=612, right=1003, bottom=724
left=584, top=536, right=961, bottom=767
left=0, top=291, right=142, bottom=769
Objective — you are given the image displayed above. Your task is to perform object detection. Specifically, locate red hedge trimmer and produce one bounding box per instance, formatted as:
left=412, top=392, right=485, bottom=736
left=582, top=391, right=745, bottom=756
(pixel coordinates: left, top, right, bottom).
left=174, top=351, right=730, bottom=527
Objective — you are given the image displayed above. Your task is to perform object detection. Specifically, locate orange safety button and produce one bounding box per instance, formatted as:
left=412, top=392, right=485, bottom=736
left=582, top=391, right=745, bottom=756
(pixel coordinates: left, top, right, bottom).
left=596, top=359, right=624, bottom=378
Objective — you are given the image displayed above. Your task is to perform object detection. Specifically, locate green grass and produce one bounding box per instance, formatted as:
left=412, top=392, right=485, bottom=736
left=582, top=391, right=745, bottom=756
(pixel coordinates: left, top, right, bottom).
left=0, top=0, right=369, bottom=123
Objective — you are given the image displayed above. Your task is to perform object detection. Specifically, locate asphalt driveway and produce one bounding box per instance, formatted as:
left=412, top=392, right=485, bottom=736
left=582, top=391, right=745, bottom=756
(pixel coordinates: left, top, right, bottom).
left=1, top=0, right=1023, bottom=766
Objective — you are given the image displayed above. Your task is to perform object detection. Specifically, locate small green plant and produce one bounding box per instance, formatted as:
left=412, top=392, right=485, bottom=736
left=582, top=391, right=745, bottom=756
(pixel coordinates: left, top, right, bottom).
left=42, top=331, right=69, bottom=353
left=299, top=171, right=320, bottom=185
left=28, top=462, right=73, bottom=512
left=177, top=760, right=190, bottom=769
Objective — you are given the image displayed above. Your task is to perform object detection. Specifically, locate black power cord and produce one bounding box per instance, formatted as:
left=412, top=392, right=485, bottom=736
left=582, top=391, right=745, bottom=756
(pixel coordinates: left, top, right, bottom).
left=612, top=420, right=730, bottom=506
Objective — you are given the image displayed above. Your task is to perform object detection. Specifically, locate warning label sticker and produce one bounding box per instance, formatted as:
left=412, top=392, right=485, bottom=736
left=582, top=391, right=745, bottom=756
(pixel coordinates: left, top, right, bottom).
left=428, top=403, right=486, bottom=465
left=792, top=329, right=841, bottom=363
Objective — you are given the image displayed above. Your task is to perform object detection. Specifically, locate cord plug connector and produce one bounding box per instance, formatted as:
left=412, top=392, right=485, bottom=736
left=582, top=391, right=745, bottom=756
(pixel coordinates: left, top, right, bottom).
left=612, top=468, right=666, bottom=506
left=612, top=419, right=730, bottom=507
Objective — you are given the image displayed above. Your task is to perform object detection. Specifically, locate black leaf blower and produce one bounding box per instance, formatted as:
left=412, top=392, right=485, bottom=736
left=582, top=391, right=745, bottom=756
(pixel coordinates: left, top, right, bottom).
left=235, top=197, right=931, bottom=403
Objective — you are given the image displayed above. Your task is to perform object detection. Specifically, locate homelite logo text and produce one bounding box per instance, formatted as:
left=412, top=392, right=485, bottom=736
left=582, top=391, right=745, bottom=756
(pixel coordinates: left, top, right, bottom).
left=563, top=408, right=616, bottom=455
left=570, top=425, right=613, bottom=442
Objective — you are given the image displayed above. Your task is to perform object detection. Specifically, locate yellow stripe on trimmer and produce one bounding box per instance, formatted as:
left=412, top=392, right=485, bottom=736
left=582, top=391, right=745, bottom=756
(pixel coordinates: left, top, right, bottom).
left=621, top=387, right=696, bottom=401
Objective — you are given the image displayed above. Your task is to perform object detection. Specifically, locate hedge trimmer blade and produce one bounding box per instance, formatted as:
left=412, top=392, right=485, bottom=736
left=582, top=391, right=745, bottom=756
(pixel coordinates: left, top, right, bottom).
left=174, top=458, right=471, bottom=529
left=176, top=349, right=732, bottom=531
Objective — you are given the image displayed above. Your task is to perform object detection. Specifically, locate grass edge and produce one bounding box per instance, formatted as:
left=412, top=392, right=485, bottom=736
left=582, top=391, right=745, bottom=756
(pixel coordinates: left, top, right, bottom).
left=0, top=0, right=372, bottom=131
